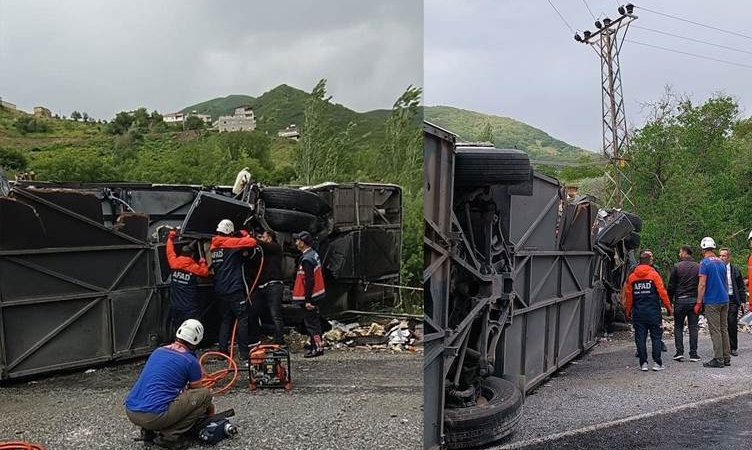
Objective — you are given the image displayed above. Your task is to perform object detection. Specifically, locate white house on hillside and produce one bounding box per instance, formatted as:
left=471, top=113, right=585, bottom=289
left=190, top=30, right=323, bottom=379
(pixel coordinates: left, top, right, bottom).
left=217, top=105, right=256, bottom=132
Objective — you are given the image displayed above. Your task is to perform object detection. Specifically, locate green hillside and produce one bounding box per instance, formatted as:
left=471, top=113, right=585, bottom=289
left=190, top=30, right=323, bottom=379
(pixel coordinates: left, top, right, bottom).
left=180, top=94, right=256, bottom=120
left=0, top=83, right=400, bottom=185
left=425, top=105, right=594, bottom=160
left=182, top=84, right=390, bottom=147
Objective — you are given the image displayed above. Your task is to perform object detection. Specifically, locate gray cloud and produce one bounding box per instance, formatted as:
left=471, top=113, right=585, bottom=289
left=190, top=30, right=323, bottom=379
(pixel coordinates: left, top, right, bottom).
left=0, top=0, right=422, bottom=119
left=425, top=0, right=752, bottom=152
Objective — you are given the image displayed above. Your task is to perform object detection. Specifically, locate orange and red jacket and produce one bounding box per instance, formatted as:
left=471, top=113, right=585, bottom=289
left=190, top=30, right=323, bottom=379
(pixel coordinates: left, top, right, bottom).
left=625, top=264, right=671, bottom=320
left=210, top=231, right=257, bottom=296
left=748, top=254, right=752, bottom=309
left=292, top=248, right=325, bottom=303
left=166, top=234, right=209, bottom=312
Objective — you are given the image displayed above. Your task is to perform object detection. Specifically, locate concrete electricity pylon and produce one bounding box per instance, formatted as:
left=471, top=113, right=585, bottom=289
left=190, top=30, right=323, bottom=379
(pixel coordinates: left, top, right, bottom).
left=575, top=3, right=637, bottom=210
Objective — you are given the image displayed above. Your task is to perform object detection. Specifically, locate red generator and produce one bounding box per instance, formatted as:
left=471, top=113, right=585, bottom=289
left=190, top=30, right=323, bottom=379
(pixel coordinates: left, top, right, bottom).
left=248, top=344, right=292, bottom=391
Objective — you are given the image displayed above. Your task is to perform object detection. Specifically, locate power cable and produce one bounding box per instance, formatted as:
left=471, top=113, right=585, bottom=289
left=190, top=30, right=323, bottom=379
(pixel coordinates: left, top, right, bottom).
left=632, top=25, right=752, bottom=56
left=636, top=5, right=752, bottom=42
left=530, top=159, right=610, bottom=167
left=581, top=0, right=597, bottom=20
left=547, top=0, right=575, bottom=34
left=626, top=39, right=752, bottom=70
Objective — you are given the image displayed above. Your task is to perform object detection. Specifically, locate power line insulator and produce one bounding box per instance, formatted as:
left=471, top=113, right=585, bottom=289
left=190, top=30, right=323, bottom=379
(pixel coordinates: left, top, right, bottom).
left=603, top=17, right=612, bottom=26
left=626, top=3, right=634, bottom=14
left=618, top=6, right=626, bottom=15
left=574, top=33, right=583, bottom=42
left=584, top=30, right=592, bottom=39
left=595, top=20, right=603, bottom=29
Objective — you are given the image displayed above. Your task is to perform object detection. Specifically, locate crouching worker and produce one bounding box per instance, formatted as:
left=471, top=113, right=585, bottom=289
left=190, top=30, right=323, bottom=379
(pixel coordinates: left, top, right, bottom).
left=124, top=319, right=214, bottom=449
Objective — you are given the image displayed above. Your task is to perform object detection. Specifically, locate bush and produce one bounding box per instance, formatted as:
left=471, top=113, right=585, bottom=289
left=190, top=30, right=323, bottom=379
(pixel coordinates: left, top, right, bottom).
left=0, top=148, right=28, bottom=171
left=13, top=117, right=49, bottom=134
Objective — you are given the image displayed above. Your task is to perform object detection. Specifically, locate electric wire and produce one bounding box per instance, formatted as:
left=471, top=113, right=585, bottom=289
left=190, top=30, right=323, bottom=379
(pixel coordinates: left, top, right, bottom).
left=547, top=0, right=575, bottom=34
left=636, top=5, right=752, bottom=42
left=632, top=25, right=752, bottom=56
left=626, top=39, right=752, bottom=70
left=581, top=0, right=597, bottom=20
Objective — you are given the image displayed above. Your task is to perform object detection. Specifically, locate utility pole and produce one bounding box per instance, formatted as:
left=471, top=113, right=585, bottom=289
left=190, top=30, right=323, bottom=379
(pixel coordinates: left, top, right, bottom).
left=575, top=3, right=637, bottom=210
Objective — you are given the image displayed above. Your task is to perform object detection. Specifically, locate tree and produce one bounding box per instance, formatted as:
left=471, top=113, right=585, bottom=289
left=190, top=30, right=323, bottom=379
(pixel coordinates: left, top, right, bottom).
left=624, top=92, right=749, bottom=273
left=478, top=121, right=494, bottom=143
left=70, top=111, right=82, bottom=121
left=132, top=107, right=151, bottom=132
left=184, top=115, right=205, bottom=131
left=295, top=79, right=354, bottom=184
left=82, top=112, right=89, bottom=123
left=105, top=111, right=134, bottom=135
left=380, top=85, right=422, bottom=195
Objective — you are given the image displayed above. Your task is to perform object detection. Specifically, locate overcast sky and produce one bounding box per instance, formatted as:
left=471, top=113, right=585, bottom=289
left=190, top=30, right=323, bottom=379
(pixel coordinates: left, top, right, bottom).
left=425, top=0, right=752, bottom=152
left=0, top=0, right=422, bottom=120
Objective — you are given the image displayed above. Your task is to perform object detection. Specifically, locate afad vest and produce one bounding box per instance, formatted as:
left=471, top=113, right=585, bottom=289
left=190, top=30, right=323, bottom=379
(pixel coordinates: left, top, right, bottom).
left=292, top=249, right=326, bottom=303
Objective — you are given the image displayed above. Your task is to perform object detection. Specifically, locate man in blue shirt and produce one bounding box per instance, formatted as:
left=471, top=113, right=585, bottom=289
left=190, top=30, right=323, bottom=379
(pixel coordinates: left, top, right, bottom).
left=124, top=319, right=214, bottom=449
left=694, top=237, right=731, bottom=368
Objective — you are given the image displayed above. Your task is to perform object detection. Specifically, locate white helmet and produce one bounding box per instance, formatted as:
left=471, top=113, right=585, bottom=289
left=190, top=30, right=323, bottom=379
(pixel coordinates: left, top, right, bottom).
left=176, top=319, right=204, bottom=345
left=700, top=236, right=716, bottom=250
left=748, top=230, right=752, bottom=241
left=216, top=219, right=234, bottom=235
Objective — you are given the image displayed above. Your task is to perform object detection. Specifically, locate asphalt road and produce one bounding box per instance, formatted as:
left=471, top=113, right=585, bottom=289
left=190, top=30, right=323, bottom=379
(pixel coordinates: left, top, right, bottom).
left=511, top=392, right=752, bottom=450
left=493, top=325, right=752, bottom=450
left=0, top=349, right=422, bottom=450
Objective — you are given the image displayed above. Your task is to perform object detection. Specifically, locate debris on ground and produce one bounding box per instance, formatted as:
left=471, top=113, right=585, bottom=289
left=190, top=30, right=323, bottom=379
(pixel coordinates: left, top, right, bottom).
left=322, top=318, right=423, bottom=353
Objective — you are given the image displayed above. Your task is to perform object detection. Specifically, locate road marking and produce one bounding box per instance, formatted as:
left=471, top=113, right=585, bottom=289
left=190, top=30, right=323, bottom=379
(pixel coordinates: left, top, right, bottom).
left=496, top=388, right=752, bottom=449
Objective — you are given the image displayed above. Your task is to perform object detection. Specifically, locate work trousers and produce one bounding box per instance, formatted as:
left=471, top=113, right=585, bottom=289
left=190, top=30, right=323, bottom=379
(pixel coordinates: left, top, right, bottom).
left=303, top=304, right=323, bottom=344
left=168, top=307, right=200, bottom=338
left=249, top=283, right=286, bottom=345
left=705, top=302, right=731, bottom=363
left=126, top=388, right=213, bottom=442
left=217, top=291, right=249, bottom=360
left=673, top=301, right=699, bottom=356
left=633, top=317, right=662, bottom=366
left=728, top=301, right=740, bottom=352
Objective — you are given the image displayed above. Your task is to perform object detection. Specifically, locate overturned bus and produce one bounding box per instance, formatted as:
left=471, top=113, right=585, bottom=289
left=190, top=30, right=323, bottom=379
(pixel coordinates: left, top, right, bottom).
left=424, top=122, right=640, bottom=449
left=0, top=175, right=402, bottom=380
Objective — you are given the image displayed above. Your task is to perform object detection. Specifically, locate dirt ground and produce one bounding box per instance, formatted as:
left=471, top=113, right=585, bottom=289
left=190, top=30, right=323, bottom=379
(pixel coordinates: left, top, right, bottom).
left=0, top=349, right=422, bottom=450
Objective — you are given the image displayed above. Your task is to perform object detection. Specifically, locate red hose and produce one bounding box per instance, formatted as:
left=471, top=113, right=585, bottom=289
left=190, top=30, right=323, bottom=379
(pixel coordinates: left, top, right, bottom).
left=0, top=443, right=45, bottom=450
left=199, top=251, right=264, bottom=394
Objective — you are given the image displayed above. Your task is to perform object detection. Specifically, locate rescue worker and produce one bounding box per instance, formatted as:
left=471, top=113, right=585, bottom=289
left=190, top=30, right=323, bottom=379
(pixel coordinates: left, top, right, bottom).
left=124, top=319, right=214, bottom=450
left=166, top=229, right=209, bottom=333
left=667, top=245, right=700, bottom=362
left=625, top=250, right=672, bottom=371
left=718, top=248, right=746, bottom=356
left=748, top=230, right=752, bottom=311
left=211, top=219, right=257, bottom=362
left=248, top=230, right=287, bottom=346
left=292, top=231, right=326, bottom=358
left=694, top=237, right=731, bottom=368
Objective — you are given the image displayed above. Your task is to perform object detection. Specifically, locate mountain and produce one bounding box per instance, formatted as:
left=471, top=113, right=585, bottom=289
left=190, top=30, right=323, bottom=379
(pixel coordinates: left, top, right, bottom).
left=181, top=84, right=391, bottom=147
left=424, top=105, right=594, bottom=161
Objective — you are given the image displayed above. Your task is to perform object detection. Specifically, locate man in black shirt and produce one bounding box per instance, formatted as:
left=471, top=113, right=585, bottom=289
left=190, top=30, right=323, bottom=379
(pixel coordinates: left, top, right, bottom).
left=248, top=230, right=286, bottom=346
left=667, top=245, right=701, bottom=362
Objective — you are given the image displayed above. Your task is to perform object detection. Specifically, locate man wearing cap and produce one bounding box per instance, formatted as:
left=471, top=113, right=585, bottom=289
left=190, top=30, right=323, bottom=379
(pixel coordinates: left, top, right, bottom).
left=248, top=230, right=286, bottom=346
left=292, top=231, right=326, bottom=358
left=211, top=219, right=257, bottom=361
left=125, top=319, right=214, bottom=449
left=695, top=237, right=731, bottom=368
